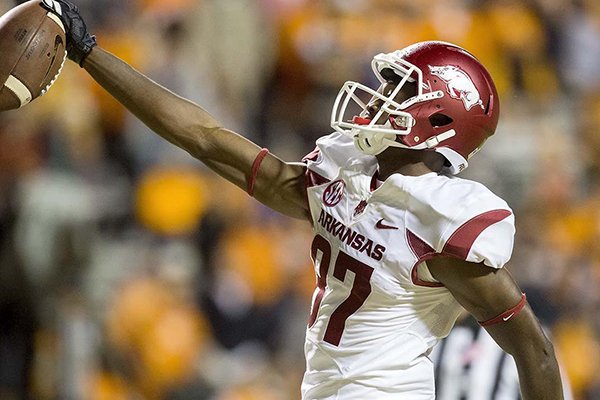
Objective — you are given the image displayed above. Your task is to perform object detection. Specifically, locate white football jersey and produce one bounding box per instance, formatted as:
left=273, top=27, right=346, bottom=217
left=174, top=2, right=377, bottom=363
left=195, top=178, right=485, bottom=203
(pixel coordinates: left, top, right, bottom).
left=301, top=132, right=515, bottom=400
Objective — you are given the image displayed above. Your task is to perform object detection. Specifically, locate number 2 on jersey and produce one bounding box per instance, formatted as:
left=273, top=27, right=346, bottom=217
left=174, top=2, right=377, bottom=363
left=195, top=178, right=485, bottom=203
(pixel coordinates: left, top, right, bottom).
left=308, top=234, right=374, bottom=346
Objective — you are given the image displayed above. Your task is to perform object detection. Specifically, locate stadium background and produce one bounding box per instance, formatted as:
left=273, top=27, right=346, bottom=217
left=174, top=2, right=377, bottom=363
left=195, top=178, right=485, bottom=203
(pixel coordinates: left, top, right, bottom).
left=0, top=0, right=599, bottom=399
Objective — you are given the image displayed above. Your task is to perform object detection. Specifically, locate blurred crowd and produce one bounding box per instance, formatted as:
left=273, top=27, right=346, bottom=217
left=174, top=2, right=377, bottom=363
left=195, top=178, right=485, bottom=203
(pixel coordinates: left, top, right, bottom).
left=0, top=0, right=599, bottom=399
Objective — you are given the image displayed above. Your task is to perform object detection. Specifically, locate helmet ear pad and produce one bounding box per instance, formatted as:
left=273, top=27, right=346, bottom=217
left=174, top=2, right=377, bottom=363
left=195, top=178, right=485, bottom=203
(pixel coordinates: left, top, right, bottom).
left=394, top=100, right=453, bottom=148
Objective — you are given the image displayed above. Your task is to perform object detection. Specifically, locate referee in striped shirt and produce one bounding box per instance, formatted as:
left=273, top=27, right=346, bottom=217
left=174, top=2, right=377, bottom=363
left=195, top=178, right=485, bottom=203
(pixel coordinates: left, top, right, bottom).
left=431, top=313, right=573, bottom=400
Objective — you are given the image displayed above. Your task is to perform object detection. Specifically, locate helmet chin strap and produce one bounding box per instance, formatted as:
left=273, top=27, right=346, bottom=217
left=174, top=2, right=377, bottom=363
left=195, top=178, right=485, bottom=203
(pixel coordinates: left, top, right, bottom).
left=353, top=129, right=457, bottom=155
left=353, top=130, right=396, bottom=155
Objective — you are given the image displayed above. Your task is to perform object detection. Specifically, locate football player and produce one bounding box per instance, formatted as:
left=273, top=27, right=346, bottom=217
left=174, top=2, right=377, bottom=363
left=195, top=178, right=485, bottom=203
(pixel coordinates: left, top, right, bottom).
left=41, top=1, right=565, bottom=398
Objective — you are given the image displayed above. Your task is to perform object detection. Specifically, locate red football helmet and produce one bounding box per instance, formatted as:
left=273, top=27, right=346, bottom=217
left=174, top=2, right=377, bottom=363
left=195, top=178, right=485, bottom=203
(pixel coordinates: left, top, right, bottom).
left=330, top=41, right=500, bottom=174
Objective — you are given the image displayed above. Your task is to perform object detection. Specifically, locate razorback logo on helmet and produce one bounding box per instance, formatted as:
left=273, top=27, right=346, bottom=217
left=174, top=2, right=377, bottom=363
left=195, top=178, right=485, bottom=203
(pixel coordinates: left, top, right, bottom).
left=429, top=65, right=484, bottom=111
left=322, top=180, right=345, bottom=207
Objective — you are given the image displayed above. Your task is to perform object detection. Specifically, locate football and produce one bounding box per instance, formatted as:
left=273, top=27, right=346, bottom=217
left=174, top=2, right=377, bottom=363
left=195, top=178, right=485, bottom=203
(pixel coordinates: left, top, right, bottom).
left=0, top=0, right=66, bottom=111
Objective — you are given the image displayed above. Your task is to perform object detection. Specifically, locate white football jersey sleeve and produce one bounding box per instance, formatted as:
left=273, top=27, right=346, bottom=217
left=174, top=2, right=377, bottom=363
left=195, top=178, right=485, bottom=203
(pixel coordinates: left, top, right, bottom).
left=402, top=173, right=515, bottom=271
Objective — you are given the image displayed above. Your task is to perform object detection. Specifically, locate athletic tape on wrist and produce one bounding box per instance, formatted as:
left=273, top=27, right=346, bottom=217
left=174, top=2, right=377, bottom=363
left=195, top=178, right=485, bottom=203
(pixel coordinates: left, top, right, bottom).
left=247, top=148, right=269, bottom=197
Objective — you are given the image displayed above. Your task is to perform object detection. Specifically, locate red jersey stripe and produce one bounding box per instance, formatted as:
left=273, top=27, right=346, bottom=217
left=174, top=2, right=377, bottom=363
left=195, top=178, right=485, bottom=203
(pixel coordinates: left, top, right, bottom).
left=442, top=209, right=512, bottom=260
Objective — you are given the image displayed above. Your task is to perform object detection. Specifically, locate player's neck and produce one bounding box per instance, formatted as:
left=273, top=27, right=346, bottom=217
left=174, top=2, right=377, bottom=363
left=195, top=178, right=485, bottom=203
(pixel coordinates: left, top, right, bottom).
left=378, top=162, right=435, bottom=180
left=376, top=148, right=444, bottom=180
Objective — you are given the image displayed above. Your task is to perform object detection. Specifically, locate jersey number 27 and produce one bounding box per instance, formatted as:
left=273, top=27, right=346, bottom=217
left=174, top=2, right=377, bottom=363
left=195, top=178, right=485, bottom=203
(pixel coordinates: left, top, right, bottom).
left=308, top=234, right=374, bottom=346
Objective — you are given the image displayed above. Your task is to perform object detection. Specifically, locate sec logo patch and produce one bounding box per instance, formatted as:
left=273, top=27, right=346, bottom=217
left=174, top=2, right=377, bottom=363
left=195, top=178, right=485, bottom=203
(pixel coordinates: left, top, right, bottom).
left=322, top=180, right=345, bottom=207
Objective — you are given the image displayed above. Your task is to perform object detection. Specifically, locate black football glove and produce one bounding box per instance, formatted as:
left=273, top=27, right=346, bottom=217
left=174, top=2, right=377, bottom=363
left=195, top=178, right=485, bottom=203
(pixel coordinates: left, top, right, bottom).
left=40, top=0, right=96, bottom=66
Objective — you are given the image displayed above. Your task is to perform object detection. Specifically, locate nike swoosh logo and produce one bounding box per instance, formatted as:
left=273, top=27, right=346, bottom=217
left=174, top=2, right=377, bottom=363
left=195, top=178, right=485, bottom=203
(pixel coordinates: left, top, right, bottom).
left=503, top=313, right=515, bottom=322
left=376, top=219, right=398, bottom=230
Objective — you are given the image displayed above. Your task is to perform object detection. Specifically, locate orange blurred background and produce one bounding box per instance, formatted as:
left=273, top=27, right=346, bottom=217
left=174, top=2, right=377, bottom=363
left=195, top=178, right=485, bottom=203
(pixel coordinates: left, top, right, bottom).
left=0, top=0, right=599, bottom=399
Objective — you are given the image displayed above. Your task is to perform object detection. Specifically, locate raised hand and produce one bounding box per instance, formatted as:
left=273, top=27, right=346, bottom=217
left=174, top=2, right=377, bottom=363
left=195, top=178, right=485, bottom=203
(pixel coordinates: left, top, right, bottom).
left=40, top=0, right=96, bottom=66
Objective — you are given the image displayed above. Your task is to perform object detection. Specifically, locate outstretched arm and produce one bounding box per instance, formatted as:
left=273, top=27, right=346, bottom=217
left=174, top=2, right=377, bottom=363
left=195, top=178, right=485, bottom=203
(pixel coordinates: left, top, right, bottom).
left=427, top=257, right=564, bottom=400
left=41, top=0, right=309, bottom=220
left=83, top=48, right=309, bottom=219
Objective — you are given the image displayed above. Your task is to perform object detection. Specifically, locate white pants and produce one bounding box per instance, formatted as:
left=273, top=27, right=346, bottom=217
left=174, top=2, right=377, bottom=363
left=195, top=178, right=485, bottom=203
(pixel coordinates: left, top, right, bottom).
left=301, top=334, right=435, bottom=399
